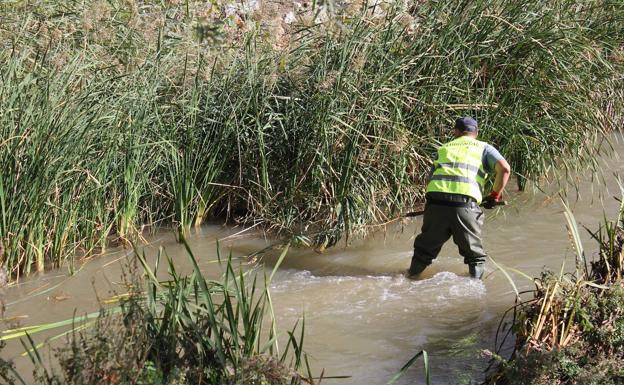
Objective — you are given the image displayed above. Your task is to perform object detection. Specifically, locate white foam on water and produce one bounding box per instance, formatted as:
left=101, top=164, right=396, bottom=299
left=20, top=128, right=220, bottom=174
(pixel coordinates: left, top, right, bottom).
left=272, top=269, right=485, bottom=293
left=269, top=269, right=487, bottom=319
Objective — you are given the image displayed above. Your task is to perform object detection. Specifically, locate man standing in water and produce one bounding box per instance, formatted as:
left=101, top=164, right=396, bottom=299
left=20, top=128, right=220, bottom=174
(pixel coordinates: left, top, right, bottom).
left=408, top=117, right=511, bottom=279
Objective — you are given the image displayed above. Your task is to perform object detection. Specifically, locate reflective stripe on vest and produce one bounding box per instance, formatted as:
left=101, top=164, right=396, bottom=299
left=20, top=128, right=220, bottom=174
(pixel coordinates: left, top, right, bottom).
left=426, top=136, right=487, bottom=203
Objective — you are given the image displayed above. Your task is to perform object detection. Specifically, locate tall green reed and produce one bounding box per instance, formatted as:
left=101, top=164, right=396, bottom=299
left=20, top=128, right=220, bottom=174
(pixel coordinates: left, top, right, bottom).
left=1, top=0, right=623, bottom=277
left=3, top=243, right=309, bottom=384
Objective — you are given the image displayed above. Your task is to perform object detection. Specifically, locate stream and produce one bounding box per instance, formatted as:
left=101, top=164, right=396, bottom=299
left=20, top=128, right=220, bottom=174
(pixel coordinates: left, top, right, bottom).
left=2, top=136, right=622, bottom=385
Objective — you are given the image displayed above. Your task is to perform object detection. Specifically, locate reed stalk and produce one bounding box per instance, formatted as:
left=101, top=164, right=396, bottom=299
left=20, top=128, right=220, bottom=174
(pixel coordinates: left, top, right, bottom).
left=488, top=197, right=624, bottom=384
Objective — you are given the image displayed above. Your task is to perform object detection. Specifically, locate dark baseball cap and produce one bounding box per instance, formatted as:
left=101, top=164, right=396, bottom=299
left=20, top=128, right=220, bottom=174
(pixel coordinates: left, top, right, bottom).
left=454, top=117, right=478, bottom=132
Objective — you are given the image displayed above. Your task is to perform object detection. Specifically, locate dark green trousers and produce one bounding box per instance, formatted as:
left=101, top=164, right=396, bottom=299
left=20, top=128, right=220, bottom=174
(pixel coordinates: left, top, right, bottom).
left=409, top=201, right=486, bottom=274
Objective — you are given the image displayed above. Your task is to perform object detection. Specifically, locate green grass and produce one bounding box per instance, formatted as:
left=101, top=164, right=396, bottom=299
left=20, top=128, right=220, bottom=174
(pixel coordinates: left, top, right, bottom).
left=0, top=243, right=310, bottom=385
left=0, top=0, right=623, bottom=277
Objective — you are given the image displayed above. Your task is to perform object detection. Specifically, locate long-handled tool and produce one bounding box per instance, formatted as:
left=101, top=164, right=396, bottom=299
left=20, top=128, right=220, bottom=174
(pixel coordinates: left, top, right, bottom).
left=403, top=201, right=507, bottom=217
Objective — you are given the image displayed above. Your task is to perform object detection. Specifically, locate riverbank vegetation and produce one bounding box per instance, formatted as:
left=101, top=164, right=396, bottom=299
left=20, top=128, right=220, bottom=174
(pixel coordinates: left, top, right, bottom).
left=1, top=0, right=623, bottom=277
left=0, top=245, right=311, bottom=385
left=487, top=197, right=624, bottom=384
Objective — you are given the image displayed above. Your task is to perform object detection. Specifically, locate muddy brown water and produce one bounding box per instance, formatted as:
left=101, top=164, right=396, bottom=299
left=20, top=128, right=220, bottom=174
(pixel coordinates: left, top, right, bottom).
left=2, top=136, right=623, bottom=385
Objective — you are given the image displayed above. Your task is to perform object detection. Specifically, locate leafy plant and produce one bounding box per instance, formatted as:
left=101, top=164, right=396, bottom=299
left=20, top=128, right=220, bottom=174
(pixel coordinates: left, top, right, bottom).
left=6, top=243, right=310, bottom=384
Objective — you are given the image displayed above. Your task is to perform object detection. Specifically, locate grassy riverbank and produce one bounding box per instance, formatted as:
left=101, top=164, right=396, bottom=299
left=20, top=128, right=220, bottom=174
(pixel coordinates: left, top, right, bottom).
left=1, top=0, right=623, bottom=276
left=487, top=198, right=624, bottom=384
left=0, top=245, right=310, bottom=385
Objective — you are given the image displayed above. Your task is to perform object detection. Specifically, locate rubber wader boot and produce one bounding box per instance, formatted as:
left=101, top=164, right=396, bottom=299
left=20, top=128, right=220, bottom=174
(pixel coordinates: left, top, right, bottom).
left=408, top=261, right=427, bottom=277
left=469, top=264, right=484, bottom=279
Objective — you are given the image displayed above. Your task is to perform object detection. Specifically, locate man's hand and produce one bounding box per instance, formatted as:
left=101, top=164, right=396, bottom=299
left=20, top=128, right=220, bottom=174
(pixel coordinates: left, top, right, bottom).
left=482, top=191, right=501, bottom=209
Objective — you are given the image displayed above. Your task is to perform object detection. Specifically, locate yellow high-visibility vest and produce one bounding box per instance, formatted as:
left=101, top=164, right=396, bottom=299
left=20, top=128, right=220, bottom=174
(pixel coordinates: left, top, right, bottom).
left=426, top=136, right=487, bottom=203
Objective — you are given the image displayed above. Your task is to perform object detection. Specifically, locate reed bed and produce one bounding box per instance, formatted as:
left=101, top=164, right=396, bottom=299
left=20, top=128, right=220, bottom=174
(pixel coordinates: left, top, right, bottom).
left=1, top=0, right=623, bottom=277
left=487, top=197, right=624, bottom=384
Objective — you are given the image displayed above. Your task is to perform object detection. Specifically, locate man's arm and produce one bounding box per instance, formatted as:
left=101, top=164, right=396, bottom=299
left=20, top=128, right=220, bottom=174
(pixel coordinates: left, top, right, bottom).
left=482, top=145, right=511, bottom=208
left=492, top=159, right=511, bottom=194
